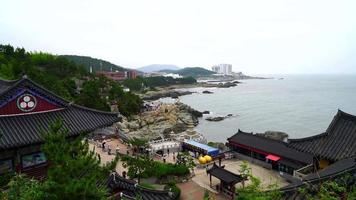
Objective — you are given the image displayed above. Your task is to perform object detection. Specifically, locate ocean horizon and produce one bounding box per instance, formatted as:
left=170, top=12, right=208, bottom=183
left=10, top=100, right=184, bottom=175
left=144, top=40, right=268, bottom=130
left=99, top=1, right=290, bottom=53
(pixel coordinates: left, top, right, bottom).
left=164, top=74, right=356, bottom=142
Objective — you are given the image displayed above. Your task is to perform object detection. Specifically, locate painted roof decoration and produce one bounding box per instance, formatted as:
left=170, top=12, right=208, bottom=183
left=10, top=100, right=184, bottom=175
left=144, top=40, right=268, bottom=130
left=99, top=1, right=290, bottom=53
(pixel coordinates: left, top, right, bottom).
left=288, top=110, right=356, bottom=162
left=0, top=75, right=121, bottom=150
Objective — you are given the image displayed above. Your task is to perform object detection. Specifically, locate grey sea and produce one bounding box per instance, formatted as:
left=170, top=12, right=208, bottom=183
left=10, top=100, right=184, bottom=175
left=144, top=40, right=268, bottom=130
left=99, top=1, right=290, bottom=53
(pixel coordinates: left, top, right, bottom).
left=165, top=74, right=356, bottom=142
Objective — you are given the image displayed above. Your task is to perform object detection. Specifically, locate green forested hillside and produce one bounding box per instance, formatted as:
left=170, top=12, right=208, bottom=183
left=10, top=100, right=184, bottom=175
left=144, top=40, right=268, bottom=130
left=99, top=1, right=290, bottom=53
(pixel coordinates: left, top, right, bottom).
left=0, top=44, right=142, bottom=116
left=61, top=55, right=126, bottom=73
left=0, top=45, right=86, bottom=100
left=160, top=67, right=215, bottom=77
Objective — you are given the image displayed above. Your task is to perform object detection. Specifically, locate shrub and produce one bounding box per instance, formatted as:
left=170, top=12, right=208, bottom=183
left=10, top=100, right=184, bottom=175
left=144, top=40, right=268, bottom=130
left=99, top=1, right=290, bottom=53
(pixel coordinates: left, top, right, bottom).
left=139, top=183, right=156, bottom=189
left=152, top=162, right=189, bottom=178
left=164, top=181, right=181, bottom=198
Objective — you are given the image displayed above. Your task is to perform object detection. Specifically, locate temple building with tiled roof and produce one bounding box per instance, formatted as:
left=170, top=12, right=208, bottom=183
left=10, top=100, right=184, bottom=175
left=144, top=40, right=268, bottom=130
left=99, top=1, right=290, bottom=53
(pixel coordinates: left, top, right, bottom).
left=288, top=110, right=356, bottom=168
left=0, top=76, right=121, bottom=176
left=227, top=110, right=356, bottom=182
left=105, top=172, right=178, bottom=200
left=227, top=129, right=313, bottom=175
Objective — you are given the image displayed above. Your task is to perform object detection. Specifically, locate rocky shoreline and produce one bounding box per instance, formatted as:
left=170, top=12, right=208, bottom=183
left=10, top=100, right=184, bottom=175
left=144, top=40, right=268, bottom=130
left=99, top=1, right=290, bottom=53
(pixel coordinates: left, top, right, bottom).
left=118, top=102, right=203, bottom=141
left=139, top=81, right=241, bottom=101
left=141, top=90, right=194, bottom=101
left=205, top=114, right=235, bottom=122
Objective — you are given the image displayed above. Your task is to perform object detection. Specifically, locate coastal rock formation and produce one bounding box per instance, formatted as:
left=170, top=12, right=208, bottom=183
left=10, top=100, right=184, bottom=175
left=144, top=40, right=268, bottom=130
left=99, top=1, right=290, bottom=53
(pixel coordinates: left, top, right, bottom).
left=216, top=82, right=238, bottom=88
left=176, top=102, right=203, bottom=119
left=205, top=114, right=236, bottom=122
left=202, top=90, right=213, bottom=94
left=141, top=90, right=193, bottom=101
left=256, top=131, right=289, bottom=141
left=206, top=116, right=225, bottom=122
left=118, top=102, right=202, bottom=140
left=202, top=111, right=210, bottom=114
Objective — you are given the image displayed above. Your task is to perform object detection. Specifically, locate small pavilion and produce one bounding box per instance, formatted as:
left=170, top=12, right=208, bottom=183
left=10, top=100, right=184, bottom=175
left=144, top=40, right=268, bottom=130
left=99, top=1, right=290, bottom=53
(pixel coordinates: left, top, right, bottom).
left=207, top=163, right=245, bottom=199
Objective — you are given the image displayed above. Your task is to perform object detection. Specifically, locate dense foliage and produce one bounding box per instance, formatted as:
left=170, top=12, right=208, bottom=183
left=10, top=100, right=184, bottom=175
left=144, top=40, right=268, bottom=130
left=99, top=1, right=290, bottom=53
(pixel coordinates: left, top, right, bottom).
left=76, top=75, right=142, bottom=115
left=121, top=154, right=190, bottom=183
left=128, top=137, right=149, bottom=154
left=0, top=120, right=118, bottom=200
left=234, top=162, right=356, bottom=200
left=235, top=162, right=282, bottom=200
left=298, top=174, right=356, bottom=200
left=0, top=45, right=85, bottom=100
left=159, top=67, right=216, bottom=77
left=164, top=181, right=181, bottom=198
left=123, top=76, right=196, bottom=91
left=61, top=55, right=125, bottom=73
left=0, top=44, right=142, bottom=116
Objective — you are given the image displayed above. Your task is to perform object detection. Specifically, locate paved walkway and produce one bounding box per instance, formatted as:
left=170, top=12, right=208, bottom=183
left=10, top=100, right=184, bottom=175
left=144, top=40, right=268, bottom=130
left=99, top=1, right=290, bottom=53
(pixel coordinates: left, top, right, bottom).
left=177, top=181, right=228, bottom=200
left=192, top=159, right=289, bottom=192
left=90, top=139, right=289, bottom=199
left=177, top=181, right=205, bottom=200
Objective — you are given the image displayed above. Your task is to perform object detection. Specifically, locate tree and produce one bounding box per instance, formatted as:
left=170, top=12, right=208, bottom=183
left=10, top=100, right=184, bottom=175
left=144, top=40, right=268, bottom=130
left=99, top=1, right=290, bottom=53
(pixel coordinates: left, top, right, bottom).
left=1, top=119, right=118, bottom=200
left=0, top=44, right=143, bottom=116
left=117, top=92, right=143, bottom=117
left=236, top=173, right=282, bottom=200
left=76, top=78, right=111, bottom=111
left=128, top=137, right=148, bottom=154
left=1, top=174, right=51, bottom=200
left=297, top=174, right=356, bottom=200
left=238, top=161, right=251, bottom=189
left=236, top=162, right=282, bottom=200
left=121, top=154, right=154, bottom=184
left=176, top=152, right=196, bottom=172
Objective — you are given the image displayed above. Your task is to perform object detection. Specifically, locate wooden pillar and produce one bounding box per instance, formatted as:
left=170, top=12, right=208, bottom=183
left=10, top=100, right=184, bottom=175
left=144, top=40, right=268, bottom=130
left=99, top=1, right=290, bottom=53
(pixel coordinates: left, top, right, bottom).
left=231, top=185, right=235, bottom=199
left=15, top=148, right=22, bottom=173
left=220, top=181, right=222, bottom=192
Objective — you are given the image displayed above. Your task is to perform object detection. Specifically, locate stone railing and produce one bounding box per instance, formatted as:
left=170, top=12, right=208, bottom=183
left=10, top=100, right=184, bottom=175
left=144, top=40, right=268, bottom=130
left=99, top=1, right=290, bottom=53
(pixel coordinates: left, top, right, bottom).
left=294, top=164, right=314, bottom=179
left=148, top=138, right=176, bottom=144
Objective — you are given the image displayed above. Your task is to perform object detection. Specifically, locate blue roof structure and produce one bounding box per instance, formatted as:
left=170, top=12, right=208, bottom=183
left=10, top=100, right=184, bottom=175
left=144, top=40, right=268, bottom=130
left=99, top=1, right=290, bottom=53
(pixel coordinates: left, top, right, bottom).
left=183, top=140, right=219, bottom=156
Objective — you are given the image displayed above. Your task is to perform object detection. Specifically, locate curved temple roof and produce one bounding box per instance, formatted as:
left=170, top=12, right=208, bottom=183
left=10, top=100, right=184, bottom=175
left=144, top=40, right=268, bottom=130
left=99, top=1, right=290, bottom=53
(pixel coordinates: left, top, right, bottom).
left=288, top=110, right=356, bottom=161
left=106, top=173, right=177, bottom=200
left=228, top=129, right=313, bottom=164
left=0, top=76, right=121, bottom=150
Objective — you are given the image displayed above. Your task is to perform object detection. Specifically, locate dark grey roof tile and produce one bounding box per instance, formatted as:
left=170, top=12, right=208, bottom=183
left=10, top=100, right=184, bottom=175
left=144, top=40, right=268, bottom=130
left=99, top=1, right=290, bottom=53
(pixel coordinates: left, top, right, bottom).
left=288, top=110, right=356, bottom=161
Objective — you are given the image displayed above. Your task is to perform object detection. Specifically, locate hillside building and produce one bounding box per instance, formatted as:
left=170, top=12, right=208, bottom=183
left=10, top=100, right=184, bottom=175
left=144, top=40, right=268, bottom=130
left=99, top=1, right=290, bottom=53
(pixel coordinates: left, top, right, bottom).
left=96, top=70, right=137, bottom=81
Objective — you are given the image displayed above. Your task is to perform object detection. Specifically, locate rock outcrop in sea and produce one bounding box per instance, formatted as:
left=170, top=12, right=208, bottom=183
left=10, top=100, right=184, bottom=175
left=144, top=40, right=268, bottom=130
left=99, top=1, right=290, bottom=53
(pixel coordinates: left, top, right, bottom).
left=205, top=114, right=235, bottom=122
left=141, top=90, right=193, bottom=101
left=256, top=131, right=289, bottom=141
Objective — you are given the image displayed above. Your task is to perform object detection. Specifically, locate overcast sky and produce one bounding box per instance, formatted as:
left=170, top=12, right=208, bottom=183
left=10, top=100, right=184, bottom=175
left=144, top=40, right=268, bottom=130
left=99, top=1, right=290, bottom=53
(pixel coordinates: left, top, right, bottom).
left=1, top=0, right=356, bottom=74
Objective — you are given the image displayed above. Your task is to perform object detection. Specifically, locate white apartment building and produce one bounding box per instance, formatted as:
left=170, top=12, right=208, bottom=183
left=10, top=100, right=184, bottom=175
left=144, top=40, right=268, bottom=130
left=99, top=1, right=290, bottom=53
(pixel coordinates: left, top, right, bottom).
left=211, top=64, right=232, bottom=75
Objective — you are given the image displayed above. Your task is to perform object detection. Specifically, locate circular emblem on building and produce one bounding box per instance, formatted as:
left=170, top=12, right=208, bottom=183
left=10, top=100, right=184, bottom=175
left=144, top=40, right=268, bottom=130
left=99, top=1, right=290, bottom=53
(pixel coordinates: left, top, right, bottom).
left=17, top=94, right=37, bottom=112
